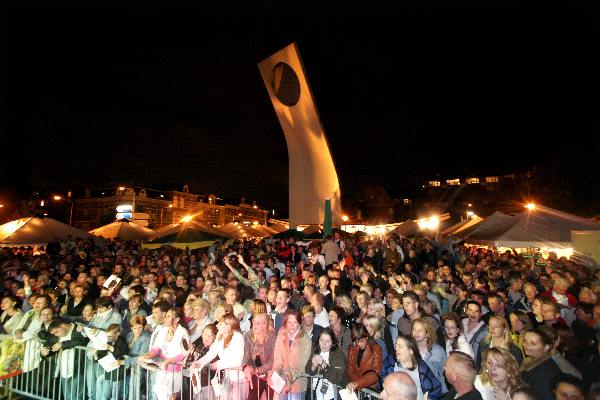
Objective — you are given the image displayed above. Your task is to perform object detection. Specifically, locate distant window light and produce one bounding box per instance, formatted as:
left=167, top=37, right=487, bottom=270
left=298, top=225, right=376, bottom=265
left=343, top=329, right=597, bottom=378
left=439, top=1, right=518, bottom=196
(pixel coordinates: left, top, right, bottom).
left=466, top=178, right=479, bottom=184
left=403, top=199, right=412, bottom=206
left=486, top=176, right=499, bottom=183
left=428, top=181, right=441, bottom=187
left=446, top=179, right=460, bottom=186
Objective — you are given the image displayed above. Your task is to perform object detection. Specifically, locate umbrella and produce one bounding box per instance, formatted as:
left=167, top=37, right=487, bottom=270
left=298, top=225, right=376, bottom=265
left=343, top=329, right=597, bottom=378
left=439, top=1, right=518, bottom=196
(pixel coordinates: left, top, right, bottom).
left=90, top=220, right=158, bottom=240
left=323, top=199, right=332, bottom=239
left=272, top=229, right=305, bottom=239
left=143, top=227, right=228, bottom=249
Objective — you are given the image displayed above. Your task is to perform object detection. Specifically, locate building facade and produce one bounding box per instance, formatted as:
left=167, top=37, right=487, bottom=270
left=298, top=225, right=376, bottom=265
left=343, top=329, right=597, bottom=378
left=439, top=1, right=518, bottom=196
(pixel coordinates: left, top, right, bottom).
left=72, top=186, right=269, bottom=231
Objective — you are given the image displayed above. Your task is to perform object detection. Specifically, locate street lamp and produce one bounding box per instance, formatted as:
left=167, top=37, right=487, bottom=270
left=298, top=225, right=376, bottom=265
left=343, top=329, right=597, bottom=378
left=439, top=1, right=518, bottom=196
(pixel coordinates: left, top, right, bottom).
left=53, top=195, right=74, bottom=225
left=465, top=203, right=474, bottom=221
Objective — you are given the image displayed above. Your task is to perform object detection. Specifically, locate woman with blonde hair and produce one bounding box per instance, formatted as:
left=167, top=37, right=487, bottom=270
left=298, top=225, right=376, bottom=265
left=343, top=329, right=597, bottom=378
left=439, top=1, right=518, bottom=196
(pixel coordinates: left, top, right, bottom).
left=195, top=313, right=246, bottom=400
left=367, top=299, right=395, bottom=355
left=270, top=310, right=312, bottom=400
left=363, top=315, right=388, bottom=359
left=354, top=291, right=369, bottom=324
left=476, top=347, right=525, bottom=400
left=243, top=312, right=276, bottom=400
left=412, top=318, right=447, bottom=393
left=476, top=315, right=523, bottom=369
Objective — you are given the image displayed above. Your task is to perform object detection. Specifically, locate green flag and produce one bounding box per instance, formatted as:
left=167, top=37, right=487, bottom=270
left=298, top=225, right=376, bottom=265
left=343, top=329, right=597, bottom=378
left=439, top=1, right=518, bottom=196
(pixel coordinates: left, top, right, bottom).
left=323, top=198, right=332, bottom=239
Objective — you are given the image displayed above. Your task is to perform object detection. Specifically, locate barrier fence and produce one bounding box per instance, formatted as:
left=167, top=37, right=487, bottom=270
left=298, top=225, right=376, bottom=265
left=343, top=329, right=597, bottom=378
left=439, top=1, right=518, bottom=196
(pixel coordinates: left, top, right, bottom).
left=0, top=339, right=382, bottom=400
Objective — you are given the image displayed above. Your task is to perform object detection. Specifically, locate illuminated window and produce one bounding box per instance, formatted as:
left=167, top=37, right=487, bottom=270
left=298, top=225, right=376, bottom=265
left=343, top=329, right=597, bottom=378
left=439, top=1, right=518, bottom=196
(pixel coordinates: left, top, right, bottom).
left=486, top=176, right=499, bottom=183
left=403, top=199, right=412, bottom=206
left=428, top=181, right=441, bottom=187
left=466, top=178, right=479, bottom=184
left=446, top=179, right=460, bottom=186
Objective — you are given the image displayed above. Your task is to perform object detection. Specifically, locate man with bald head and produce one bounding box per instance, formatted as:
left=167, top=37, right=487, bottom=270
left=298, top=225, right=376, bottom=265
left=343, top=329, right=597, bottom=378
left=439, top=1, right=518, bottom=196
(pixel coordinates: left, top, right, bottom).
left=443, top=352, right=483, bottom=400
left=381, top=371, right=418, bottom=400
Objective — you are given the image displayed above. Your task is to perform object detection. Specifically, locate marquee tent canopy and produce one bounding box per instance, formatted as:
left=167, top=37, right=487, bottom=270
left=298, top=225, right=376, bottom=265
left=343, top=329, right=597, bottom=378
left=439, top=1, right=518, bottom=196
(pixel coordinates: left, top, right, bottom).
left=485, top=205, right=600, bottom=248
left=89, top=220, right=158, bottom=241
left=219, top=222, right=267, bottom=240
left=0, top=217, right=91, bottom=246
left=142, top=226, right=228, bottom=250
left=457, top=211, right=515, bottom=241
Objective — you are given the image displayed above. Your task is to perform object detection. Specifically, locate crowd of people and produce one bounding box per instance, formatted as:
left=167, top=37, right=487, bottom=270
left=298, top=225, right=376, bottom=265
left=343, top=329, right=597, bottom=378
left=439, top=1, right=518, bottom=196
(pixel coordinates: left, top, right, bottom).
left=0, top=229, right=599, bottom=400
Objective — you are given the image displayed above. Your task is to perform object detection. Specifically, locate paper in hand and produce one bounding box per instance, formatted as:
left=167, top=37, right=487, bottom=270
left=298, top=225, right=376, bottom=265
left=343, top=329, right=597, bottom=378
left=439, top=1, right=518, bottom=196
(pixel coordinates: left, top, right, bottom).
left=211, top=374, right=222, bottom=397
left=103, top=275, right=121, bottom=289
left=339, top=388, right=359, bottom=400
left=84, top=327, right=108, bottom=350
left=269, top=371, right=287, bottom=394
left=98, top=353, right=119, bottom=372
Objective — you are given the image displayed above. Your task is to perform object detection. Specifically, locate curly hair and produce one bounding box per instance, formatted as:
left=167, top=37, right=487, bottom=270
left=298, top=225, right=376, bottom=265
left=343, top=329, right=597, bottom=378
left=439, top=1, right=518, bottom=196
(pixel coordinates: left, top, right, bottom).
left=479, top=347, right=524, bottom=396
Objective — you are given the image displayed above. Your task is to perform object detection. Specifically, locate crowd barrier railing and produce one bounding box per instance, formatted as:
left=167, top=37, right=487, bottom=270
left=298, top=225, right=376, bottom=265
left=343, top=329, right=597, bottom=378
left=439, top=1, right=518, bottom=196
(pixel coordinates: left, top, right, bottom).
left=1, top=338, right=384, bottom=400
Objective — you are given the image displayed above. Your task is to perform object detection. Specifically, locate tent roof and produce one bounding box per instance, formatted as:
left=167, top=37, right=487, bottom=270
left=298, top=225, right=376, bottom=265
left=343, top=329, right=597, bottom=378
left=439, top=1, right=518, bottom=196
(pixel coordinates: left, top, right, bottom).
left=442, top=216, right=484, bottom=236
left=0, top=217, right=91, bottom=246
left=392, top=220, right=420, bottom=237
left=489, top=205, right=600, bottom=248
left=219, top=223, right=267, bottom=239
left=252, top=224, right=278, bottom=236
left=89, top=220, right=158, bottom=240
left=143, top=226, right=228, bottom=250
left=460, top=212, right=515, bottom=241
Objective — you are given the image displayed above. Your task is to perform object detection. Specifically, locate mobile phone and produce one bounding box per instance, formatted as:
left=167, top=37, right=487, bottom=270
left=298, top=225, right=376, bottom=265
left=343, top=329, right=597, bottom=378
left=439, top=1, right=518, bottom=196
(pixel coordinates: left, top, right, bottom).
left=308, top=252, right=312, bottom=257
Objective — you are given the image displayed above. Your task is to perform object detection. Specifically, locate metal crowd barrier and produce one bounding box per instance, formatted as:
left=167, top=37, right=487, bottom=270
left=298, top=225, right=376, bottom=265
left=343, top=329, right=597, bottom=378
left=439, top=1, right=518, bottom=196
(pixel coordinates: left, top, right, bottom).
left=0, top=338, right=384, bottom=400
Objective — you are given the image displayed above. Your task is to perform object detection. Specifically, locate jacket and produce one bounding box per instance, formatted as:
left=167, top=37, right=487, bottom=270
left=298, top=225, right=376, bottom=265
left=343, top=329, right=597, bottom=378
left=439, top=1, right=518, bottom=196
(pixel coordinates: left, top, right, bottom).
left=475, top=340, right=523, bottom=370
left=272, top=327, right=312, bottom=393
left=346, top=341, right=383, bottom=390
left=381, top=355, right=443, bottom=400
left=305, top=346, right=349, bottom=388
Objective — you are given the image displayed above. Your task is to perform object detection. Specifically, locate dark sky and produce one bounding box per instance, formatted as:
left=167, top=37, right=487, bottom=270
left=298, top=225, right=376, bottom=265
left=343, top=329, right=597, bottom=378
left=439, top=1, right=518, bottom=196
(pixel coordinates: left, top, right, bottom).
left=3, top=7, right=597, bottom=214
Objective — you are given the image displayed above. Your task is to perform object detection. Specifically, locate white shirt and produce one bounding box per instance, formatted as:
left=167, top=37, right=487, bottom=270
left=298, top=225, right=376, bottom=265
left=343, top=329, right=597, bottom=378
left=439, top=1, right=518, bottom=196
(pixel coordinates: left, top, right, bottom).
left=445, top=335, right=474, bottom=358
left=198, top=331, right=245, bottom=381
left=312, top=351, right=335, bottom=400
left=314, top=308, right=330, bottom=328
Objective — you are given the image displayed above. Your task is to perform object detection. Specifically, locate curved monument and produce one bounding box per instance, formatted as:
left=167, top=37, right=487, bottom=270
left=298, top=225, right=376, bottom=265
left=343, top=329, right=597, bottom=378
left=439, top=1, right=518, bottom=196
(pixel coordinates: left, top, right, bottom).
left=258, top=43, right=342, bottom=228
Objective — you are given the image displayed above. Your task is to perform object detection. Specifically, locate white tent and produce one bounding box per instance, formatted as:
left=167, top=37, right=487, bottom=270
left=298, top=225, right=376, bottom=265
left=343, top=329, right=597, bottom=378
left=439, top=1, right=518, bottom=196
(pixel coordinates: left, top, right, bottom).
left=488, top=205, right=600, bottom=248
left=89, top=220, right=158, bottom=240
left=0, top=217, right=91, bottom=246
left=456, top=212, right=513, bottom=240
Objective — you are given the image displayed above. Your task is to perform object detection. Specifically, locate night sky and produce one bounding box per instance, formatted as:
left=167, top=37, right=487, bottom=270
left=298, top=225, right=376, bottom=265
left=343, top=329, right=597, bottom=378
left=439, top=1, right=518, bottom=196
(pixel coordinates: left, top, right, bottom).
left=3, top=7, right=597, bottom=215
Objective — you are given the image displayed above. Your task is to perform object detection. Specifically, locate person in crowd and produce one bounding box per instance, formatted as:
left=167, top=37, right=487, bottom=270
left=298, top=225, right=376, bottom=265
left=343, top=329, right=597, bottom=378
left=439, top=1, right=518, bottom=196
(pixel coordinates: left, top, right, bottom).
left=412, top=318, right=448, bottom=393
left=443, top=312, right=474, bottom=357
left=328, top=306, right=353, bottom=357
left=476, top=315, right=523, bottom=370
left=301, top=304, right=324, bottom=347
left=520, top=328, right=562, bottom=400
left=121, top=315, right=150, bottom=399
left=443, top=351, right=483, bottom=400
left=141, top=308, right=190, bottom=400
left=184, top=323, right=218, bottom=399
left=509, top=311, right=533, bottom=352
left=363, top=315, right=389, bottom=360
left=121, top=293, right=148, bottom=338
left=243, top=312, right=277, bottom=400
left=354, top=291, right=370, bottom=324
left=346, top=323, right=383, bottom=393
left=273, top=288, right=293, bottom=331
left=188, top=298, right=212, bottom=343
left=398, top=292, right=444, bottom=346
left=0, top=294, right=23, bottom=335
left=382, top=335, right=443, bottom=400
left=60, top=283, right=90, bottom=321
left=381, top=371, right=419, bottom=400
left=48, top=319, right=88, bottom=400
left=305, top=327, right=348, bottom=400
left=462, top=301, right=488, bottom=358
left=270, top=310, right=312, bottom=400
left=194, top=313, right=246, bottom=400
left=542, top=326, right=582, bottom=380
left=475, top=347, right=525, bottom=400
left=367, top=298, right=395, bottom=355
left=93, top=323, right=129, bottom=399
left=551, top=374, right=586, bottom=400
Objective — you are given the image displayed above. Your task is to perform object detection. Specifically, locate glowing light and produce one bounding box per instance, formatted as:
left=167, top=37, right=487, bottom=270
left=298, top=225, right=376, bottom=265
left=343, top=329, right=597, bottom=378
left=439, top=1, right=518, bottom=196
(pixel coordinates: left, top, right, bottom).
left=467, top=211, right=475, bottom=217
left=342, top=215, right=349, bottom=222
left=118, top=186, right=126, bottom=191
left=168, top=204, right=173, bottom=208
left=525, top=203, right=536, bottom=210
left=40, top=200, right=45, bottom=207
left=468, top=203, right=472, bottom=207
left=0, top=204, right=4, bottom=208
left=53, top=195, right=62, bottom=201
left=181, top=215, right=193, bottom=223
left=253, top=221, right=258, bottom=225
left=116, top=204, right=133, bottom=213
left=253, top=205, right=258, bottom=209
left=418, top=216, right=440, bottom=230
